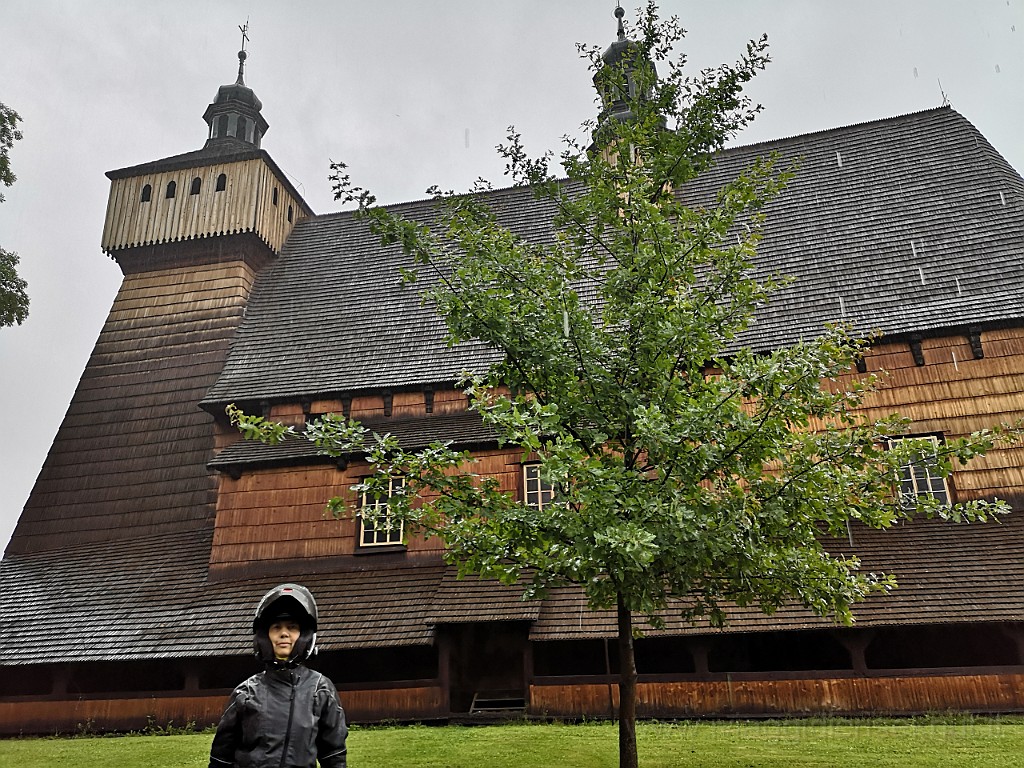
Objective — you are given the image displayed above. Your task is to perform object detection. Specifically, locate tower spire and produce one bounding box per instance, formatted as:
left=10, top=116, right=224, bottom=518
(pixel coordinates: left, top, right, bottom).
left=236, top=19, right=250, bottom=85
left=591, top=4, right=665, bottom=150
left=202, top=26, right=269, bottom=149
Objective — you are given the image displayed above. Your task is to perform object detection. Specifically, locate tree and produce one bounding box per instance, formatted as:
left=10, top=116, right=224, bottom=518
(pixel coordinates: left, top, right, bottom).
left=231, top=4, right=1015, bottom=766
left=0, top=101, right=29, bottom=327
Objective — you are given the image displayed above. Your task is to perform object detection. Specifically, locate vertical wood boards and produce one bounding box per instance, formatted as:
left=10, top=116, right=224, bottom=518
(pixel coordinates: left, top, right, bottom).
left=101, top=158, right=305, bottom=255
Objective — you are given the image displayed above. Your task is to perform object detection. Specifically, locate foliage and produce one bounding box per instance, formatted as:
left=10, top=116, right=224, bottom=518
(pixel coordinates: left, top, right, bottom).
left=0, top=102, right=22, bottom=198
left=1, top=247, right=30, bottom=327
left=0, top=101, right=28, bottom=327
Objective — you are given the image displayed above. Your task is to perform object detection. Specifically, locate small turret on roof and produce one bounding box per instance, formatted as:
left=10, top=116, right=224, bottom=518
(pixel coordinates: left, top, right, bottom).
left=202, top=28, right=269, bottom=149
left=591, top=4, right=661, bottom=147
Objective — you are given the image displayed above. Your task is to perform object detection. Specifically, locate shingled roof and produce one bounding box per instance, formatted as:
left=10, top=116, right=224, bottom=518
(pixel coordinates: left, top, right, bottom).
left=530, top=512, right=1024, bottom=640
left=203, top=107, right=1024, bottom=407
left=2, top=512, right=1022, bottom=665
left=0, top=529, right=447, bottom=664
left=208, top=410, right=498, bottom=470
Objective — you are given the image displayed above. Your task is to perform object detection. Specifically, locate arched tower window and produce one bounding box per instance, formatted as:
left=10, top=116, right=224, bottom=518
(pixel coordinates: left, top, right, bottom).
left=236, top=117, right=248, bottom=141
left=216, top=173, right=227, bottom=192
left=141, top=184, right=152, bottom=203
left=216, top=114, right=229, bottom=138
left=190, top=177, right=202, bottom=196
left=165, top=180, right=177, bottom=199
left=287, top=205, right=293, bottom=223
left=272, top=187, right=279, bottom=206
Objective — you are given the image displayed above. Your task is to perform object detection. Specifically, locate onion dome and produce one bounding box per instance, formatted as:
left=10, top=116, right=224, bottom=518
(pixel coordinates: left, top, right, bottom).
left=202, top=49, right=270, bottom=149
left=592, top=5, right=661, bottom=146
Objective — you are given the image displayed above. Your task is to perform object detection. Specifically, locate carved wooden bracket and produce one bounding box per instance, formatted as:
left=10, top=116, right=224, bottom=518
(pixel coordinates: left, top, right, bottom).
left=909, top=335, right=925, bottom=366
left=968, top=327, right=984, bottom=359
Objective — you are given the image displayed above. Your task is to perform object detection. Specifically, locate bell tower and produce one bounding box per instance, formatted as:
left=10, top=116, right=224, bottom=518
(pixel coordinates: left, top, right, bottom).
left=100, top=43, right=310, bottom=273
left=7, top=43, right=311, bottom=555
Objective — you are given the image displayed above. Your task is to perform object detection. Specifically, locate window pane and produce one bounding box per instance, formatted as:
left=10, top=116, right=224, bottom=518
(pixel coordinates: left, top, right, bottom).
left=524, top=464, right=554, bottom=510
left=890, top=436, right=951, bottom=509
left=359, top=477, right=404, bottom=547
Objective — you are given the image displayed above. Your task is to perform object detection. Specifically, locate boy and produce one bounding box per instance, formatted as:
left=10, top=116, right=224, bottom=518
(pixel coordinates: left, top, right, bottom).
left=209, top=583, right=348, bottom=768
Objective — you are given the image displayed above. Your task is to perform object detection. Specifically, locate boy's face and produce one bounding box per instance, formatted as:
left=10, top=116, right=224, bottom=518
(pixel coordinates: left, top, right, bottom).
left=268, top=619, right=302, bottom=660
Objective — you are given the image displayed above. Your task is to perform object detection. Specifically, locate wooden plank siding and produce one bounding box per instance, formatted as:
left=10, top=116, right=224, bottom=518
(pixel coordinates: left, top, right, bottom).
left=0, top=684, right=446, bottom=735
left=208, top=326, right=1024, bottom=573
left=530, top=673, right=1024, bottom=718
left=832, top=327, right=1024, bottom=504
left=100, top=158, right=303, bottom=256
left=7, top=259, right=264, bottom=554
left=209, top=446, right=524, bottom=569
left=4, top=673, right=1022, bottom=734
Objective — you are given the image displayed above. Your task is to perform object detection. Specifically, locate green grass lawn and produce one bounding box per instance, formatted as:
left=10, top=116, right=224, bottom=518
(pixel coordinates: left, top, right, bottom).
left=2, top=719, right=1024, bottom=767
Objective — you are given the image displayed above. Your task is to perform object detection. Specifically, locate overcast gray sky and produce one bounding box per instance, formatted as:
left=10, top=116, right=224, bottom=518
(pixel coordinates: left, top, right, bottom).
left=2, top=1, right=1022, bottom=551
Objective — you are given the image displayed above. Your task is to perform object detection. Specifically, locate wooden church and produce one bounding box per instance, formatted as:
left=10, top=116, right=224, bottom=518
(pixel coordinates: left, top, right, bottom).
left=2, top=16, right=1024, bottom=734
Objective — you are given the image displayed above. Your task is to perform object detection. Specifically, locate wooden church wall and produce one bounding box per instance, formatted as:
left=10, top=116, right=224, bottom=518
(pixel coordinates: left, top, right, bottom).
left=530, top=672, right=1024, bottom=718
left=3, top=671, right=1023, bottom=734
left=837, top=326, right=1024, bottom=505
left=208, top=325, right=1024, bottom=575
left=209, top=445, right=526, bottom=572
left=209, top=386, right=522, bottom=573
left=7, top=258, right=263, bottom=554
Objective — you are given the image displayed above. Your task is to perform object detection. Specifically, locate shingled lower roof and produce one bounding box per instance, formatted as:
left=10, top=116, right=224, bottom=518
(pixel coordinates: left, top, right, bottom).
left=209, top=410, right=498, bottom=470
left=3, top=512, right=1020, bottom=665
left=203, top=107, right=1024, bottom=406
left=529, top=512, right=1024, bottom=640
left=0, top=530, right=448, bottom=664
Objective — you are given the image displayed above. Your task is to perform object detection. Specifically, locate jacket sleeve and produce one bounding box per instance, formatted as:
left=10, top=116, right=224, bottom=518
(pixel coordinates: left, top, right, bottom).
left=208, top=686, right=245, bottom=768
left=315, top=675, right=348, bottom=768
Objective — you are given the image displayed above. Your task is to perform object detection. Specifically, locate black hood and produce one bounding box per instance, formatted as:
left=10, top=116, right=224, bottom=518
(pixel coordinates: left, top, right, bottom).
left=253, top=583, right=318, bottom=667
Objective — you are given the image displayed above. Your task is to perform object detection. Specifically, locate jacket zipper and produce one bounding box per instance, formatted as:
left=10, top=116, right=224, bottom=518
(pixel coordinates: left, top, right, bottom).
left=279, top=670, right=297, bottom=768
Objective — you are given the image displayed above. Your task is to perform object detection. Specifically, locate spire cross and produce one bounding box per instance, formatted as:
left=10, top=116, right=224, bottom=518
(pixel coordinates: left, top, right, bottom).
left=236, top=19, right=250, bottom=85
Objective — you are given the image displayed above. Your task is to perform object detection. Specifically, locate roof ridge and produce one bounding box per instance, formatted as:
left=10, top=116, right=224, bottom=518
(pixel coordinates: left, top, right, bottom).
left=725, top=105, right=956, bottom=155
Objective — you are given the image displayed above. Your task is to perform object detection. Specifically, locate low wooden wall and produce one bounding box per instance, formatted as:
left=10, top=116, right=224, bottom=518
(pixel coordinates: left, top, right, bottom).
left=0, top=684, right=446, bottom=735
left=341, top=684, right=446, bottom=722
left=0, top=694, right=228, bottom=736
left=530, top=673, right=1024, bottom=718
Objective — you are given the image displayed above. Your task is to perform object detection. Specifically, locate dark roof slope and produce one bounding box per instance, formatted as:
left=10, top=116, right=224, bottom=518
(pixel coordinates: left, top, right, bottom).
left=208, top=410, right=498, bottom=470
left=204, top=107, right=1024, bottom=406
left=2, top=512, right=1020, bottom=664
left=530, top=512, right=1024, bottom=640
left=0, top=529, right=447, bottom=664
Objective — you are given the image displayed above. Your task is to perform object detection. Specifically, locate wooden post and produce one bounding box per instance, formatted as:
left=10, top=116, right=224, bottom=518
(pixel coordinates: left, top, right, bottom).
left=437, top=629, right=452, bottom=716
left=837, top=629, right=875, bottom=675
left=689, top=641, right=710, bottom=676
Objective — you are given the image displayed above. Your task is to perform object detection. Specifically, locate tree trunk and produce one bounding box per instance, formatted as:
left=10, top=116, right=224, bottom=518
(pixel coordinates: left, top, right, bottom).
left=617, top=593, right=639, bottom=768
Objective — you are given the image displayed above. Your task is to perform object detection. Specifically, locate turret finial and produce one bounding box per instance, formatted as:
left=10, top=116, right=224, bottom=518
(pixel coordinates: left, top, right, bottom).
left=615, top=4, right=625, bottom=42
left=236, top=19, right=250, bottom=85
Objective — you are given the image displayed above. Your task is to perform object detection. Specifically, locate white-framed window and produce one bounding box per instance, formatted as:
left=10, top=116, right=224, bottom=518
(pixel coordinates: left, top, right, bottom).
left=359, top=476, right=405, bottom=547
left=523, top=463, right=555, bottom=510
left=889, top=435, right=952, bottom=510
